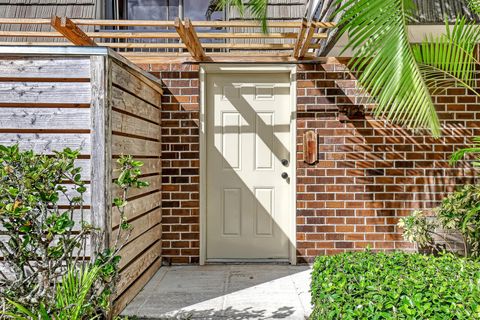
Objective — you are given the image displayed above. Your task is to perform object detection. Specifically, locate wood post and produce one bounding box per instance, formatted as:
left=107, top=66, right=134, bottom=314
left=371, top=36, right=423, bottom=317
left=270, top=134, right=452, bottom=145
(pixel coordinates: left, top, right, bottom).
left=51, top=15, right=97, bottom=46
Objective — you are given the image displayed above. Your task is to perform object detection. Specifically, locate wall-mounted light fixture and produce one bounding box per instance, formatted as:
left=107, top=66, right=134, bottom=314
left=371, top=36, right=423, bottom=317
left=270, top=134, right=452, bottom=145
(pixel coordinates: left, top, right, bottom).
left=303, top=130, right=318, bottom=165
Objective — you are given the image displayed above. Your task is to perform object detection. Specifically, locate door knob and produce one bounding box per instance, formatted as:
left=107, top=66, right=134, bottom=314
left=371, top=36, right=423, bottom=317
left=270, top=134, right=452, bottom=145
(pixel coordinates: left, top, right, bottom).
left=281, top=172, right=289, bottom=179
left=281, top=159, right=289, bottom=166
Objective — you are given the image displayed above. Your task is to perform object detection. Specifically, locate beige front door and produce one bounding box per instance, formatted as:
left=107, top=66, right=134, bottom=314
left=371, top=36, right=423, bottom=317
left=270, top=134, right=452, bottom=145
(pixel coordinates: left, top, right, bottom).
left=206, top=72, right=292, bottom=261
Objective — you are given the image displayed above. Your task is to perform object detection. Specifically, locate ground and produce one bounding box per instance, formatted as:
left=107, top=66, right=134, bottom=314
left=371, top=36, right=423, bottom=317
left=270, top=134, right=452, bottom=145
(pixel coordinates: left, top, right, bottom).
left=122, top=265, right=312, bottom=319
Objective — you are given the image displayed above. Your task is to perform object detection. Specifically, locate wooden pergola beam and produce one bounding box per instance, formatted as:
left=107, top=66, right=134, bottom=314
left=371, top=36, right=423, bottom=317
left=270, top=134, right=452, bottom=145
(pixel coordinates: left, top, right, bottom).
left=175, top=18, right=205, bottom=60
left=292, top=18, right=308, bottom=59
left=0, top=18, right=336, bottom=29
left=184, top=18, right=205, bottom=59
left=50, top=15, right=96, bottom=46
left=0, top=41, right=321, bottom=50
left=0, top=17, right=337, bottom=63
left=0, top=30, right=327, bottom=39
left=298, top=19, right=317, bottom=59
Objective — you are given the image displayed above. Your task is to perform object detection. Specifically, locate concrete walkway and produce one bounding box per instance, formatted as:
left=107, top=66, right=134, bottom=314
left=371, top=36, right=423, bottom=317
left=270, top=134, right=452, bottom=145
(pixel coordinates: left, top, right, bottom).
left=121, top=265, right=312, bottom=320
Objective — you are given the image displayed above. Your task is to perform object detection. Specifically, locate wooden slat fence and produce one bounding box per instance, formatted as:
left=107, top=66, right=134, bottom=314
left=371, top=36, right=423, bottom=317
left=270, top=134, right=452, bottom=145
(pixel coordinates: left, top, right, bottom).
left=0, top=47, right=163, bottom=316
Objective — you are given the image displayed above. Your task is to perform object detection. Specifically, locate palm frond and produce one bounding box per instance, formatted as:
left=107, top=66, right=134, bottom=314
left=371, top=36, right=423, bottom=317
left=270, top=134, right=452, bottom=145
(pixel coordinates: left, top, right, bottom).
left=56, top=264, right=100, bottom=319
left=245, top=0, right=268, bottom=33
left=3, top=299, right=37, bottom=319
left=217, top=0, right=269, bottom=33
left=450, top=136, right=480, bottom=167
left=216, top=0, right=245, bottom=16
left=466, top=0, right=480, bottom=15
left=335, top=0, right=441, bottom=136
left=412, top=17, right=480, bottom=97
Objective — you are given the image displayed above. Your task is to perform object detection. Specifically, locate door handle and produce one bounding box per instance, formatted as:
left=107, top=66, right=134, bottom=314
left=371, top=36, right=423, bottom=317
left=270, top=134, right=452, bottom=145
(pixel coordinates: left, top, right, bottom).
left=281, top=172, right=289, bottom=179
left=281, top=159, right=289, bottom=166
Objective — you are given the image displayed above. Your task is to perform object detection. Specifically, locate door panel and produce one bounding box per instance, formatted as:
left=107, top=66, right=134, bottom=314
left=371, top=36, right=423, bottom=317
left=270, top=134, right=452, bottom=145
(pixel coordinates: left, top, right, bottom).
left=206, top=72, right=292, bottom=260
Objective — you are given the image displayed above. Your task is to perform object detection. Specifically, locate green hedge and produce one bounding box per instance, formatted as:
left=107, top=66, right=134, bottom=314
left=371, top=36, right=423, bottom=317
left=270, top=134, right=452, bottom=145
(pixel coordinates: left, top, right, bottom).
left=311, top=251, right=480, bottom=319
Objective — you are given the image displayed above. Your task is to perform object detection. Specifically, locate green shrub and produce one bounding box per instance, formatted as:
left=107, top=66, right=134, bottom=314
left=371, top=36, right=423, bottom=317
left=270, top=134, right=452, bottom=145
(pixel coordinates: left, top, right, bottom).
left=0, top=145, right=148, bottom=318
left=399, top=184, right=480, bottom=257
left=311, top=251, right=480, bottom=319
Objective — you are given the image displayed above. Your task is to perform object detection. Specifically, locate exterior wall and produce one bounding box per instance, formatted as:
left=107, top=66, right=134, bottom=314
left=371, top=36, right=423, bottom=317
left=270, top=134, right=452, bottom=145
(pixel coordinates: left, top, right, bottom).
left=0, top=0, right=98, bottom=42
left=295, top=63, right=478, bottom=263
left=147, top=61, right=478, bottom=265
left=149, top=64, right=201, bottom=264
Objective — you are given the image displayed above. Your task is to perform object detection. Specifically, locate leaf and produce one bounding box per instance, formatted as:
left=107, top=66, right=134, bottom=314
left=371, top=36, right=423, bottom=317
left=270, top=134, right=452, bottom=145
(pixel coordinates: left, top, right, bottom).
left=467, top=0, right=480, bottom=15
left=335, top=0, right=440, bottom=136
left=113, top=197, right=127, bottom=208
left=217, top=0, right=269, bottom=33
left=412, top=18, right=480, bottom=97
left=6, top=299, right=37, bottom=318
left=56, top=264, right=101, bottom=319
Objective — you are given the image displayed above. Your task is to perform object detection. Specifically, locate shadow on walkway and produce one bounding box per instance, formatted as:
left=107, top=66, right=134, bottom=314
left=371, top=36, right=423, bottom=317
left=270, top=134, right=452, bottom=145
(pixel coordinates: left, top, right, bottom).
left=122, top=265, right=312, bottom=320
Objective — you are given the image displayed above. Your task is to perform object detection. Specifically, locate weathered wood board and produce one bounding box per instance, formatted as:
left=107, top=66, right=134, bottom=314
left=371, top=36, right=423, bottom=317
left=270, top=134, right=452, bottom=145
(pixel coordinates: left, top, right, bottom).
left=0, top=82, right=91, bottom=104
left=0, top=57, right=91, bottom=79
left=107, top=54, right=162, bottom=315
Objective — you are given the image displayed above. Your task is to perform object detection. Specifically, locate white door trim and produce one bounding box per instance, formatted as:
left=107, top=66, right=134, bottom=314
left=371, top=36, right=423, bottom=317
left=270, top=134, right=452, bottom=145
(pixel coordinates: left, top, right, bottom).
left=199, top=64, right=297, bottom=265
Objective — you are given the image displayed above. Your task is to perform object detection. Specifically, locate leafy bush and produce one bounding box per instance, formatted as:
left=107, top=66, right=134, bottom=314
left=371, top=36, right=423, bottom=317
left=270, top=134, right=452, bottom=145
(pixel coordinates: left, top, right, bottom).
left=0, top=145, right=148, bottom=318
left=398, top=210, right=437, bottom=248
left=399, top=184, right=480, bottom=257
left=436, top=184, right=480, bottom=256
left=311, top=251, right=480, bottom=319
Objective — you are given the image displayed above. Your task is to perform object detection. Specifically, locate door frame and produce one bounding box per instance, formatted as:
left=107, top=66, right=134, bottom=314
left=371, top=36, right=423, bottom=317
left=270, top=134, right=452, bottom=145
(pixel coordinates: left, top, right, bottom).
left=199, top=64, right=297, bottom=265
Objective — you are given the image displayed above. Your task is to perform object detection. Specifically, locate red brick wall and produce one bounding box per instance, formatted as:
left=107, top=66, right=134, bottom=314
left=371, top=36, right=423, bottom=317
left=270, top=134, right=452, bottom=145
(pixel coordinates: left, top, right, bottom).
left=295, top=63, right=478, bottom=263
left=145, top=62, right=478, bottom=264
left=149, top=64, right=200, bottom=264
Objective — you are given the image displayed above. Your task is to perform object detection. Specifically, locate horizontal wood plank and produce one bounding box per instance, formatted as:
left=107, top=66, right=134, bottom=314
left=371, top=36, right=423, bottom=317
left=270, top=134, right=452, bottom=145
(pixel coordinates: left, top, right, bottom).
left=112, top=135, right=161, bottom=157
left=0, top=57, right=91, bottom=79
left=0, top=82, right=91, bottom=104
left=0, top=133, right=91, bottom=154
left=111, top=87, right=160, bottom=124
left=115, top=241, right=161, bottom=298
left=112, top=191, right=161, bottom=227
left=111, top=62, right=161, bottom=107
left=112, top=111, right=160, bottom=141
left=111, top=208, right=161, bottom=246
left=0, top=107, right=90, bottom=130
left=118, top=224, right=161, bottom=269
left=74, top=159, right=92, bottom=178
left=112, top=258, right=162, bottom=316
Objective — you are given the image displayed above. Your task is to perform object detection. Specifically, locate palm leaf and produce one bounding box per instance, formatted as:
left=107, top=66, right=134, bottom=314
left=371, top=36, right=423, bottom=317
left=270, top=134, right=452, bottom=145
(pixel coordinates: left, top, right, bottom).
left=217, top=0, right=269, bottom=33
left=216, top=0, right=245, bottom=16
left=245, top=0, right=268, bottom=33
left=335, top=0, right=441, bottom=136
left=412, top=17, right=480, bottom=96
left=450, top=147, right=480, bottom=167
left=450, top=137, right=480, bottom=167
left=3, top=299, right=37, bottom=319
left=466, top=0, right=480, bottom=15
left=56, top=264, right=100, bottom=319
